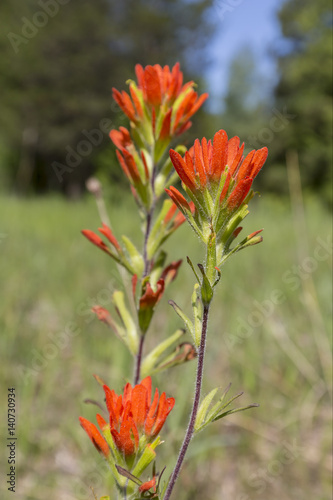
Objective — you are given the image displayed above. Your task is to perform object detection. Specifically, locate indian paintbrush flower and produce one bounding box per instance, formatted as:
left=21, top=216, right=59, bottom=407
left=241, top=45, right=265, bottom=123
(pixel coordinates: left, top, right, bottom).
left=166, top=129, right=268, bottom=273
left=79, top=65, right=266, bottom=500
left=112, top=63, right=208, bottom=160
left=79, top=376, right=174, bottom=488
left=168, top=129, right=267, bottom=216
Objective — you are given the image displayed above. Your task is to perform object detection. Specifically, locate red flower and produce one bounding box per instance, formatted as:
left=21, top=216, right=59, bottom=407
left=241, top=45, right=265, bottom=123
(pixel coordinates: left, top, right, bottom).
left=80, top=377, right=175, bottom=458
left=139, top=476, right=157, bottom=493
left=79, top=417, right=110, bottom=459
left=138, top=279, right=165, bottom=332
left=112, top=63, right=208, bottom=137
left=109, top=126, right=132, bottom=150
left=160, top=260, right=182, bottom=286
left=168, top=130, right=268, bottom=213
left=139, top=280, right=165, bottom=310
left=82, top=224, right=121, bottom=254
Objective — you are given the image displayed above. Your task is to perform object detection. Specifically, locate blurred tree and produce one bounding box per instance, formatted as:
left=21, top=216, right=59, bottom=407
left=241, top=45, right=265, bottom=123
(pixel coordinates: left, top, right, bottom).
left=270, top=0, right=332, bottom=202
left=217, top=48, right=270, bottom=139
left=0, top=0, right=214, bottom=196
left=210, top=48, right=274, bottom=192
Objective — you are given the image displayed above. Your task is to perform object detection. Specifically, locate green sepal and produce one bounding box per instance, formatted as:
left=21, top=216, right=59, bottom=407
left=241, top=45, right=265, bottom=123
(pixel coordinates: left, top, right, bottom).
left=169, top=187, right=204, bottom=240
left=183, top=184, right=208, bottom=229
left=141, top=329, right=185, bottom=377
left=113, top=291, right=139, bottom=355
left=154, top=136, right=170, bottom=164
left=147, top=200, right=174, bottom=258
left=168, top=300, right=194, bottom=340
left=171, top=85, right=195, bottom=120
left=130, top=120, right=146, bottom=152
left=212, top=169, right=230, bottom=218
left=121, top=235, right=144, bottom=276
left=216, top=205, right=249, bottom=264
left=101, top=425, right=124, bottom=467
left=198, top=264, right=214, bottom=306
left=217, top=204, right=249, bottom=246
left=205, top=229, right=217, bottom=284
left=154, top=145, right=187, bottom=197
left=131, top=441, right=159, bottom=478
left=98, top=427, right=128, bottom=491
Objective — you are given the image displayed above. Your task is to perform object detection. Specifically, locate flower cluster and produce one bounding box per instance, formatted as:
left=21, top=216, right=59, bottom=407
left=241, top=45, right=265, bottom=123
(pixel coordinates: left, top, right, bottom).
left=112, top=63, right=208, bottom=142
left=166, top=130, right=268, bottom=269
left=80, top=377, right=174, bottom=492
left=110, top=63, right=208, bottom=209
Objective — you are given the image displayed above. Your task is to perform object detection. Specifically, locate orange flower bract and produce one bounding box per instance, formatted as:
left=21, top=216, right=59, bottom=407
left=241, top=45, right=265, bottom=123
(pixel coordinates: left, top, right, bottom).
left=112, top=62, right=208, bottom=137
left=80, top=377, right=175, bottom=458
left=168, top=129, right=268, bottom=213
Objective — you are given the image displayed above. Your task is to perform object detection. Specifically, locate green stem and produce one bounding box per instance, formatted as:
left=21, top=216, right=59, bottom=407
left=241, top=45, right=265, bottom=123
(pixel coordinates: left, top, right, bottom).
left=133, top=162, right=157, bottom=384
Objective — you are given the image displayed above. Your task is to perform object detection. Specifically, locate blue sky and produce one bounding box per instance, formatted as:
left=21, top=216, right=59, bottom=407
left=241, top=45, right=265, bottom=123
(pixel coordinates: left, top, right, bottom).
left=206, top=0, right=286, bottom=107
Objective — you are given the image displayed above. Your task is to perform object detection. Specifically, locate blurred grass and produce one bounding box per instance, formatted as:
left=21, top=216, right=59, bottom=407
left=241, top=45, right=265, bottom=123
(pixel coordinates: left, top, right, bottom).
left=0, top=191, right=332, bottom=500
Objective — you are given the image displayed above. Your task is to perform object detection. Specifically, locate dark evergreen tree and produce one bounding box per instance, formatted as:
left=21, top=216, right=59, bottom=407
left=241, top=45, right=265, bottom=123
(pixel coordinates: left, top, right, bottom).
left=0, top=0, right=214, bottom=195
left=271, top=0, right=332, bottom=202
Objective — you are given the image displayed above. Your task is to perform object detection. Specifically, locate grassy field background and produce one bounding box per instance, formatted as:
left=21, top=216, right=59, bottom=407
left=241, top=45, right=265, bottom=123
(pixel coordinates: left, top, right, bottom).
left=0, top=188, right=332, bottom=500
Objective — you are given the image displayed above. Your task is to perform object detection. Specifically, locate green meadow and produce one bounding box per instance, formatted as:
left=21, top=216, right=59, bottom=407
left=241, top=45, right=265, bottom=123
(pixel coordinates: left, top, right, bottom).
left=0, top=191, right=331, bottom=500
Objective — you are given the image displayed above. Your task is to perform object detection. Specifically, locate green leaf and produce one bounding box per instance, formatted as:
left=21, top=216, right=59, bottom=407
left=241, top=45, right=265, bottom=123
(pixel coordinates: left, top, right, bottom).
left=186, top=256, right=200, bottom=283
left=149, top=342, right=196, bottom=374
left=194, top=383, right=259, bottom=432
left=131, top=444, right=157, bottom=479
left=168, top=300, right=194, bottom=341
left=121, top=235, right=144, bottom=276
left=194, top=388, right=219, bottom=432
left=113, top=291, right=138, bottom=354
left=212, top=403, right=260, bottom=423
left=141, top=329, right=185, bottom=377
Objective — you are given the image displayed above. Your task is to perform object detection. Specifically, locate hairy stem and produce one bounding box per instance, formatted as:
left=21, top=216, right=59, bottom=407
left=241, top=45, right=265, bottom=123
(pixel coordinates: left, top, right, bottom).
left=133, top=334, right=145, bottom=385
left=133, top=163, right=157, bottom=385
left=143, top=208, right=153, bottom=277
left=163, top=304, right=210, bottom=500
